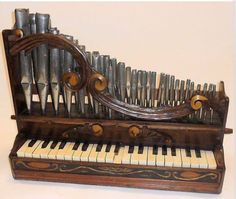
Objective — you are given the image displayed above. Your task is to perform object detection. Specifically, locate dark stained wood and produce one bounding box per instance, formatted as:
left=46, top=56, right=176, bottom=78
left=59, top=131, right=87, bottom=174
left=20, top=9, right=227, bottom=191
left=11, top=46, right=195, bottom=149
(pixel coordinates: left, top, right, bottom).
left=11, top=115, right=223, bottom=150
left=10, top=154, right=224, bottom=194
left=224, top=128, right=233, bottom=134
left=2, top=27, right=232, bottom=194
left=13, top=170, right=223, bottom=193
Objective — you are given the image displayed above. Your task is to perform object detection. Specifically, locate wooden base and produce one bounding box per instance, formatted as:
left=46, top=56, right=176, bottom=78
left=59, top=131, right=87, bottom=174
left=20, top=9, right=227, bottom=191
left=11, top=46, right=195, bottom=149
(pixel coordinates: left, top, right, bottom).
left=13, top=170, right=222, bottom=193
left=10, top=155, right=225, bottom=194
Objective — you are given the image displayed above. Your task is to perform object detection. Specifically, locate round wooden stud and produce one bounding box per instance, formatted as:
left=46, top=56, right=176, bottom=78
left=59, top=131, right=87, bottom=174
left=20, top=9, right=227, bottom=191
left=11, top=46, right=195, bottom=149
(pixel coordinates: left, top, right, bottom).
left=91, top=124, right=103, bottom=137
left=190, top=95, right=208, bottom=110
left=15, top=29, right=23, bottom=38
left=90, top=73, right=107, bottom=92
left=62, top=72, right=81, bottom=91
left=128, top=125, right=141, bottom=138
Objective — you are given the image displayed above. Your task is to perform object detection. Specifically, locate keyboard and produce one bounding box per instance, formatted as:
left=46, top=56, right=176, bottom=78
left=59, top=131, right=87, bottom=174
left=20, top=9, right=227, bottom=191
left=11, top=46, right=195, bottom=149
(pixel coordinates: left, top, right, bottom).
left=17, top=139, right=217, bottom=169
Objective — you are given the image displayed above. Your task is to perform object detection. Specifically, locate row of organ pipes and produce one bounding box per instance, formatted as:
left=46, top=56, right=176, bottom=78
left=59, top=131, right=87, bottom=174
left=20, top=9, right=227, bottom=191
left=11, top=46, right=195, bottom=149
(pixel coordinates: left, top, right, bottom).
left=15, top=9, right=216, bottom=122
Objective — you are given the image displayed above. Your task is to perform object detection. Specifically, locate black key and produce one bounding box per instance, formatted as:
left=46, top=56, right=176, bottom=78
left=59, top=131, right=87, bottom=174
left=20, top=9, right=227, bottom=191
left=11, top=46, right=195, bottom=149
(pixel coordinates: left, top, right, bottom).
left=72, top=141, right=80, bottom=150
left=153, top=145, right=158, bottom=155
left=59, top=141, right=67, bottom=149
left=171, top=146, right=176, bottom=156
left=138, top=144, right=144, bottom=154
left=195, top=148, right=201, bottom=158
left=42, top=140, right=50, bottom=148
left=50, top=141, right=58, bottom=149
left=186, top=147, right=191, bottom=157
left=114, top=143, right=120, bottom=153
left=28, top=139, right=37, bottom=147
left=128, top=145, right=134, bottom=153
left=82, top=142, right=89, bottom=151
left=96, top=143, right=103, bottom=152
left=162, top=145, right=167, bottom=155
left=105, top=143, right=111, bottom=152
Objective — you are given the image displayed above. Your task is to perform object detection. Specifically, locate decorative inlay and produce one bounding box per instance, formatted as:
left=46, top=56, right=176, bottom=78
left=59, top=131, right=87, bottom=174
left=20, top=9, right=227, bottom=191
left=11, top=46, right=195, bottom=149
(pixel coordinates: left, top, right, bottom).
left=172, top=171, right=218, bottom=181
left=59, top=165, right=172, bottom=179
left=13, top=159, right=220, bottom=183
left=15, top=160, right=58, bottom=171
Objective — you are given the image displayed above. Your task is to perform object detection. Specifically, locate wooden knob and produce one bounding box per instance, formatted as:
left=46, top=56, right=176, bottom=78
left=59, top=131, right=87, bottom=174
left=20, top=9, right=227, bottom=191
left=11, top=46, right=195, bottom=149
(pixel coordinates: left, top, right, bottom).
left=68, top=73, right=80, bottom=87
left=190, top=95, right=208, bottom=110
left=90, top=73, right=107, bottom=92
left=128, top=126, right=140, bottom=138
left=62, top=72, right=81, bottom=91
left=91, top=124, right=103, bottom=137
left=15, top=29, right=23, bottom=38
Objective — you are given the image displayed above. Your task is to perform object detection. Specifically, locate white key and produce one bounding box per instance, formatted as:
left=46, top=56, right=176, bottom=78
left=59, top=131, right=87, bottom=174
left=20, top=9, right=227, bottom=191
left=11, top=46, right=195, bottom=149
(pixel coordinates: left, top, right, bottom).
left=199, top=150, right=208, bottom=169
left=105, top=145, right=116, bottom=163
left=113, top=146, right=124, bottom=164
left=24, top=140, right=42, bottom=158
left=164, top=148, right=174, bottom=167
left=122, top=146, right=131, bottom=164
left=190, top=149, right=200, bottom=168
left=17, top=140, right=31, bottom=157
left=147, top=146, right=156, bottom=166
left=172, top=148, right=182, bottom=167
left=181, top=148, right=191, bottom=168
left=56, top=142, right=72, bottom=160
left=156, top=147, right=165, bottom=166
left=32, top=141, right=44, bottom=158
left=47, top=142, right=61, bottom=159
left=130, top=146, right=139, bottom=165
left=205, top=150, right=217, bottom=169
left=97, top=144, right=107, bottom=163
left=80, top=144, right=93, bottom=161
left=88, top=144, right=99, bottom=162
left=138, top=146, right=148, bottom=165
left=40, top=141, right=54, bottom=159
left=72, top=143, right=84, bottom=161
left=64, top=142, right=77, bottom=161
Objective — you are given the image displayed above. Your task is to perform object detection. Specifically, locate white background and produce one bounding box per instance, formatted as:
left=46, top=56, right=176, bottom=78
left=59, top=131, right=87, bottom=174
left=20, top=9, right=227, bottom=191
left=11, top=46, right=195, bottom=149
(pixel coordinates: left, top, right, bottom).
left=0, top=2, right=235, bottom=199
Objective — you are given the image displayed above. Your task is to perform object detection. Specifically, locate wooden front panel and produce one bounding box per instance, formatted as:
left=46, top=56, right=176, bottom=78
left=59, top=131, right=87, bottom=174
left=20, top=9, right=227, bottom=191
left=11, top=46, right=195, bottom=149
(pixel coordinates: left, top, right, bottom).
left=15, top=116, right=222, bottom=149
left=11, top=158, right=221, bottom=184
left=10, top=156, right=224, bottom=194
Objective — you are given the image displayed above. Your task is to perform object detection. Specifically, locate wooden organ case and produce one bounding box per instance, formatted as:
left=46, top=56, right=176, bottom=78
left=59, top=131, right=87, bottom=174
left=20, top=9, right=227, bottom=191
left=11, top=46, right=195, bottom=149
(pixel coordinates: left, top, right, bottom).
left=2, top=9, right=233, bottom=194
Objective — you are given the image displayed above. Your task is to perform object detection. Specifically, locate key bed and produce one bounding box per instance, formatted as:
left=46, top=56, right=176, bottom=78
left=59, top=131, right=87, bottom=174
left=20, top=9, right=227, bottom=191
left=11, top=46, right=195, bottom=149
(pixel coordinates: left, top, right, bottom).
left=17, top=139, right=217, bottom=169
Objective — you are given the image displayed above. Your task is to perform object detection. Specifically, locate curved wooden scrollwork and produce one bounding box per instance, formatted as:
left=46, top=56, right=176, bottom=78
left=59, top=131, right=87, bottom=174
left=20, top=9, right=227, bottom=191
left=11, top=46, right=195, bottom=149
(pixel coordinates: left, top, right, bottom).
left=88, top=73, right=208, bottom=120
left=10, top=32, right=90, bottom=90
left=9, top=32, right=209, bottom=121
left=62, top=71, right=81, bottom=91
left=89, top=73, right=108, bottom=92
left=191, top=95, right=208, bottom=110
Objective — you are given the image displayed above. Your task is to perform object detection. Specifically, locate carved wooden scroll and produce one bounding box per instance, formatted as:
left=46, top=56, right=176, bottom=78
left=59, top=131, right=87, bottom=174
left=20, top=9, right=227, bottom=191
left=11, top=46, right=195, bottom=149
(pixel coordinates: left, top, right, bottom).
left=9, top=31, right=208, bottom=121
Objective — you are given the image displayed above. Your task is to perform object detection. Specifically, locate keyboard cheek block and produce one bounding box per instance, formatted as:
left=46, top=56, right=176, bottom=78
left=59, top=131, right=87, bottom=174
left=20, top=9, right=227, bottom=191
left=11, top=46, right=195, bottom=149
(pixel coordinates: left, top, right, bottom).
left=4, top=8, right=232, bottom=194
